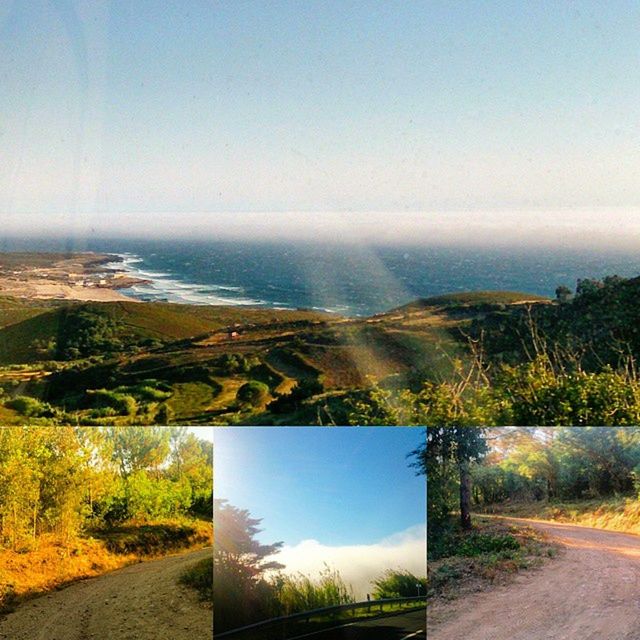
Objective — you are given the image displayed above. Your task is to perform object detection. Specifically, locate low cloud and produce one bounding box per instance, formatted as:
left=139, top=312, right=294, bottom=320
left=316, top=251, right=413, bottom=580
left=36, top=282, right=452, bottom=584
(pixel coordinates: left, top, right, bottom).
left=268, top=524, right=426, bottom=600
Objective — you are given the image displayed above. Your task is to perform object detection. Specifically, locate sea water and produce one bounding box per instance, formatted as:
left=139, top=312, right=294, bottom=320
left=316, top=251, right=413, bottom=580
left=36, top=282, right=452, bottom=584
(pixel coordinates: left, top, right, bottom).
left=2, top=237, right=640, bottom=316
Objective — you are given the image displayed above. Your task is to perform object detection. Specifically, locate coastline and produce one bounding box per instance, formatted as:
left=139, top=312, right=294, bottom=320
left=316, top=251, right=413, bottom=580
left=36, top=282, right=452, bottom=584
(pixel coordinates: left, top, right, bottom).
left=109, top=251, right=274, bottom=308
left=0, top=252, right=149, bottom=304
left=0, top=249, right=345, bottom=312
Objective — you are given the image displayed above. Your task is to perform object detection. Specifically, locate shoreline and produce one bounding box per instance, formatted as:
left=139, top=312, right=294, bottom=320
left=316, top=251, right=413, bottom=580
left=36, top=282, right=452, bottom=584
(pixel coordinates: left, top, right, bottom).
left=0, top=252, right=149, bottom=304
left=0, top=250, right=352, bottom=314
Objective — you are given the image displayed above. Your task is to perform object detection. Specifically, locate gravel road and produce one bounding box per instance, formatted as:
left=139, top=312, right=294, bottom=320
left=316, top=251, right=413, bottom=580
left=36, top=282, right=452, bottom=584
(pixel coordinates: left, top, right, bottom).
left=428, top=517, right=640, bottom=640
left=0, top=547, right=212, bottom=640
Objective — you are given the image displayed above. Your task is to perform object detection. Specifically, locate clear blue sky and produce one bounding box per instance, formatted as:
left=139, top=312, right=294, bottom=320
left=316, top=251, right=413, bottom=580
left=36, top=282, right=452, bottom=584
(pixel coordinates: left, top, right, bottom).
left=213, top=427, right=426, bottom=546
left=1, top=1, right=640, bottom=241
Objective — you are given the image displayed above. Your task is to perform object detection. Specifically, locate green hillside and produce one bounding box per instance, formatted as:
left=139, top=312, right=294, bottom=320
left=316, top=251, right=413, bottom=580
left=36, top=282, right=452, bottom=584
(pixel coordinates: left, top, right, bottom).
left=2, top=276, right=638, bottom=425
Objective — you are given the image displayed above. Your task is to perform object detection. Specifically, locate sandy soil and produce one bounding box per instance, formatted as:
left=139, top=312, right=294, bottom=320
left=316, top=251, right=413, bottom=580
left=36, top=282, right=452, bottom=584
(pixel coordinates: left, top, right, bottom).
left=0, top=252, right=145, bottom=303
left=0, top=279, right=137, bottom=302
left=0, top=547, right=212, bottom=640
left=428, top=517, right=640, bottom=640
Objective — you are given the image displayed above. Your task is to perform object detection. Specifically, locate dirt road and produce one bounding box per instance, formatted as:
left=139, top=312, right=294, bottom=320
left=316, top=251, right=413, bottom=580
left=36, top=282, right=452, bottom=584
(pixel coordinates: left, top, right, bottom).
left=428, top=518, right=640, bottom=640
left=0, top=547, right=212, bottom=640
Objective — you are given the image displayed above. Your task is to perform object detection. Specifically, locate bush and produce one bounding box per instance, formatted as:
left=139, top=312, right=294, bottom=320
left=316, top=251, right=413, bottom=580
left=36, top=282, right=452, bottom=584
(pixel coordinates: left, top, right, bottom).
left=180, top=557, right=212, bottom=601
left=56, top=307, right=124, bottom=360
left=236, top=381, right=270, bottom=408
left=5, top=395, right=52, bottom=418
left=86, top=389, right=138, bottom=416
left=458, top=533, right=520, bottom=557
left=127, top=472, right=192, bottom=520
left=372, top=569, right=427, bottom=599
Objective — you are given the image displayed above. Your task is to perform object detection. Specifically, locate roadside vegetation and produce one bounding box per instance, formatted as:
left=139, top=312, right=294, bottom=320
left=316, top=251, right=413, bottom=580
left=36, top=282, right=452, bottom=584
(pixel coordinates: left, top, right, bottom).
left=0, top=426, right=212, bottom=613
left=428, top=427, right=640, bottom=603
left=180, top=556, right=213, bottom=601
left=473, top=427, right=640, bottom=536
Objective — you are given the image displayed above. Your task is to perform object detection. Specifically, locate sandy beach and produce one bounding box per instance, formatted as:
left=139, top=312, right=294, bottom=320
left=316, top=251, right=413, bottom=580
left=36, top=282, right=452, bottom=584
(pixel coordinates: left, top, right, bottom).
left=0, top=252, right=148, bottom=303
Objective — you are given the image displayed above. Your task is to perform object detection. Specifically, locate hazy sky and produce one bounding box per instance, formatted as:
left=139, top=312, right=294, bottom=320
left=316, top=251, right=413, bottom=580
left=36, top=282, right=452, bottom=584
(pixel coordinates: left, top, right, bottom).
left=2, top=1, right=640, bottom=242
left=214, top=427, right=425, bottom=545
left=213, top=427, right=426, bottom=598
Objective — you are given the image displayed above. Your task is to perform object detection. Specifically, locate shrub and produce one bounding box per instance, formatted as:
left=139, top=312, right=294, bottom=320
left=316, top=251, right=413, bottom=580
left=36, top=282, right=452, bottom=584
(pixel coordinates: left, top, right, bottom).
left=236, top=381, right=270, bottom=408
left=86, top=389, right=138, bottom=416
left=5, top=395, right=52, bottom=418
left=180, top=557, right=213, bottom=601
left=458, top=533, right=520, bottom=557
left=371, top=569, right=427, bottom=599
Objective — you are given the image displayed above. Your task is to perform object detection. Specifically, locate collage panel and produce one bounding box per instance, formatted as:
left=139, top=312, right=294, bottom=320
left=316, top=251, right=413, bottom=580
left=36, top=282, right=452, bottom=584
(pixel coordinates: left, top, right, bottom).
left=0, top=426, right=213, bottom=640
left=212, top=426, right=426, bottom=639
left=427, top=427, right=640, bottom=640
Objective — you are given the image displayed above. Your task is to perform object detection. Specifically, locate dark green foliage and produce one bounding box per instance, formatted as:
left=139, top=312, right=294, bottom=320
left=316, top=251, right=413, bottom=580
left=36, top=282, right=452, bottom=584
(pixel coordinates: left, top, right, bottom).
left=267, top=378, right=324, bottom=414
left=86, top=389, right=137, bottom=416
left=189, top=492, right=213, bottom=519
left=408, top=430, right=426, bottom=476
left=5, top=396, right=53, bottom=418
left=94, top=523, right=208, bottom=555
left=472, top=275, right=640, bottom=371
left=56, top=307, right=123, bottom=360
left=215, top=353, right=258, bottom=374
left=154, top=402, right=174, bottom=425
left=236, top=380, right=270, bottom=407
left=427, top=427, right=487, bottom=545
left=457, top=533, right=520, bottom=557
left=180, top=557, right=212, bottom=601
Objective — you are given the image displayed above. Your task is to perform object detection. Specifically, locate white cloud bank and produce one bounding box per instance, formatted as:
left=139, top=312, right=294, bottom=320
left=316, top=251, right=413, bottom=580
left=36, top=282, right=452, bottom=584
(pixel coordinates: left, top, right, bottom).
left=268, top=524, right=427, bottom=601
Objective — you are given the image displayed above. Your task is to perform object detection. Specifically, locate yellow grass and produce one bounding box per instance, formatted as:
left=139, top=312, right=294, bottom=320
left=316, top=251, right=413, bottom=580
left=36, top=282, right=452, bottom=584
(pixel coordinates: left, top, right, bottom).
left=0, top=521, right=212, bottom=612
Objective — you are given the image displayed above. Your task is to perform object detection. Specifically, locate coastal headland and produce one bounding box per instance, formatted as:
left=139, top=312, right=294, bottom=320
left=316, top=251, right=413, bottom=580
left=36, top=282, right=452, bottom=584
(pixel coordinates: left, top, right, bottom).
left=0, top=252, right=149, bottom=303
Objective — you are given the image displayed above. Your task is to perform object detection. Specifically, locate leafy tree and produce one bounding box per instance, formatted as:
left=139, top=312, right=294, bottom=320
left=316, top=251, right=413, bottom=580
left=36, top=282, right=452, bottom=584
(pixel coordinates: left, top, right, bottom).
left=427, top=427, right=487, bottom=532
left=214, top=499, right=284, bottom=631
left=56, top=307, right=123, bottom=360
left=408, top=430, right=426, bottom=476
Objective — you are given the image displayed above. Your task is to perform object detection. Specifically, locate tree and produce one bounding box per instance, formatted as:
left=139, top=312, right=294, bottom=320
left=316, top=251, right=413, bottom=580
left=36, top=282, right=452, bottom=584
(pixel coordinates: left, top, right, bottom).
left=214, top=499, right=284, bottom=632
left=427, top=427, right=487, bottom=531
left=555, top=285, right=572, bottom=303
left=106, top=427, right=171, bottom=479
left=408, top=430, right=426, bottom=476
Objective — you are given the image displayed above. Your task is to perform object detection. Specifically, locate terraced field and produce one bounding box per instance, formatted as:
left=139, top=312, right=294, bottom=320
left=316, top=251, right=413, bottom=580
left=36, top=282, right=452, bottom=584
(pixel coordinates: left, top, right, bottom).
left=0, top=290, right=549, bottom=425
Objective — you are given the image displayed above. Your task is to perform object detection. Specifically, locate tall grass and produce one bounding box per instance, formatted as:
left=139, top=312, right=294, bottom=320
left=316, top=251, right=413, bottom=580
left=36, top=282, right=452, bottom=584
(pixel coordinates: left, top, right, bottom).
left=272, top=566, right=354, bottom=615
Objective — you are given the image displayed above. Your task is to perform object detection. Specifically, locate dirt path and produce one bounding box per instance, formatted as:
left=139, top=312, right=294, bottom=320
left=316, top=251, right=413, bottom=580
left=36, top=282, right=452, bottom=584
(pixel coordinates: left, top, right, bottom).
left=0, top=547, right=212, bottom=640
left=428, top=517, right=640, bottom=640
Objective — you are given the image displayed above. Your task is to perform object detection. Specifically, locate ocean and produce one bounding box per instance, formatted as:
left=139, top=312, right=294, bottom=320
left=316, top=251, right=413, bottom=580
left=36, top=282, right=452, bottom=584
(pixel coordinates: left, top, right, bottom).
left=2, top=237, right=640, bottom=316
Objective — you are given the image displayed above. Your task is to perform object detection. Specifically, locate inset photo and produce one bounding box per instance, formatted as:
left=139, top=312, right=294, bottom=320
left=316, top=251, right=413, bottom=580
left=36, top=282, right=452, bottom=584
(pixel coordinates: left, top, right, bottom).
left=428, top=427, right=640, bottom=640
left=213, top=426, right=426, bottom=639
left=0, top=426, right=213, bottom=640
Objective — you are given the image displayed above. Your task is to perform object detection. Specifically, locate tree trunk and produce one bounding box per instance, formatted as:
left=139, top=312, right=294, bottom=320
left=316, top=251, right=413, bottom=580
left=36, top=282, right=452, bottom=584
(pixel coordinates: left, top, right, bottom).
left=459, top=461, right=472, bottom=530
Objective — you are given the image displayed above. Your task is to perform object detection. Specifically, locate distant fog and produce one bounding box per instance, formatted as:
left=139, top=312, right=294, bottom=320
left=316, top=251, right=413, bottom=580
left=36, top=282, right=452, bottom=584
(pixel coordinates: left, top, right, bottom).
left=3, top=209, right=640, bottom=250
left=267, top=524, right=427, bottom=601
